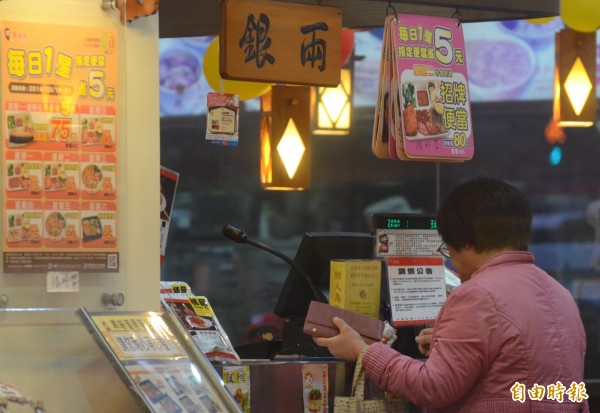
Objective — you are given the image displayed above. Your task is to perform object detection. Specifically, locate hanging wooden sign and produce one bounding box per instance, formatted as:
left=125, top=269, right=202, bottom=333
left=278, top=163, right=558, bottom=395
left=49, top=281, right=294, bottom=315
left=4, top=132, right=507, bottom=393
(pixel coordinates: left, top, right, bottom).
left=220, top=0, right=342, bottom=87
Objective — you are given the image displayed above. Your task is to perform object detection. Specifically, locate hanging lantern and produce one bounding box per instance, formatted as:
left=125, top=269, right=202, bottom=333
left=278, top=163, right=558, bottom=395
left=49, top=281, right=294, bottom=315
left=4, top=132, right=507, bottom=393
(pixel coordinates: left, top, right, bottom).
left=553, top=28, right=597, bottom=127
left=260, top=86, right=311, bottom=190
left=312, top=67, right=353, bottom=135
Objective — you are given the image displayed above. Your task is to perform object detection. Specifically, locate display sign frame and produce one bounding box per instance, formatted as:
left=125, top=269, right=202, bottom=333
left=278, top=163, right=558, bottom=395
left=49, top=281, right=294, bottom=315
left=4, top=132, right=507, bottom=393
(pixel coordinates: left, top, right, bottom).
left=78, top=308, right=243, bottom=413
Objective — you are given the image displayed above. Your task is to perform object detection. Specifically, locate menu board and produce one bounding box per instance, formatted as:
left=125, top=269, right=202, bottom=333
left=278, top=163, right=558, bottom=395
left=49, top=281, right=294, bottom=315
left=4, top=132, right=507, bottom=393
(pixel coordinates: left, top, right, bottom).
left=1, top=20, right=119, bottom=272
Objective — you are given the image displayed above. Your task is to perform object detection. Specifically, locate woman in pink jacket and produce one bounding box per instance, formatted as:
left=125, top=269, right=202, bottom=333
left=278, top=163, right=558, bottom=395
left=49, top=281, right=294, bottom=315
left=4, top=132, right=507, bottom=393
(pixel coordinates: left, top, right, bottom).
left=315, top=177, right=589, bottom=412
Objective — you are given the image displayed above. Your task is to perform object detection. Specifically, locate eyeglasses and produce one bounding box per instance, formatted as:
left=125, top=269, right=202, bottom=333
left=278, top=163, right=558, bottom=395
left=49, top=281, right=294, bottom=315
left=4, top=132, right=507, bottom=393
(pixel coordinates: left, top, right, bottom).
left=437, top=242, right=451, bottom=258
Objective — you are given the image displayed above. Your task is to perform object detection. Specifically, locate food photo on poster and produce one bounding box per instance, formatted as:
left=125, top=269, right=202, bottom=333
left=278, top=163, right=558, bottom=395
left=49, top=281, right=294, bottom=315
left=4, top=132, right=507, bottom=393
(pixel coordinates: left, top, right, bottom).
left=5, top=204, right=43, bottom=247
left=400, top=79, right=447, bottom=140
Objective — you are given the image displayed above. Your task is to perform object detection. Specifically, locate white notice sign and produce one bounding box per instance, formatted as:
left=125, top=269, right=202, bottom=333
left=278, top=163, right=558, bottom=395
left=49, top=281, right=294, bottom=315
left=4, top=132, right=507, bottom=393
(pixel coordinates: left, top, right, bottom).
left=387, top=256, right=446, bottom=326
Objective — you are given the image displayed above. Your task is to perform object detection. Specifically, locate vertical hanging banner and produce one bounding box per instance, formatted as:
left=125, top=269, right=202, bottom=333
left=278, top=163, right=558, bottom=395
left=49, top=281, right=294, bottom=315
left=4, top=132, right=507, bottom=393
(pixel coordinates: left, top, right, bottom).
left=1, top=21, right=120, bottom=272
left=220, top=0, right=342, bottom=87
left=391, top=14, right=474, bottom=161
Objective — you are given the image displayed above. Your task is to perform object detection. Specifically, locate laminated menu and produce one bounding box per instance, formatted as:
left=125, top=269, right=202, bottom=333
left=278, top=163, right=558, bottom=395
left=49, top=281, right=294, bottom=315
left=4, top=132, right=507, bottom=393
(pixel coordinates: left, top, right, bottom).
left=160, top=281, right=241, bottom=364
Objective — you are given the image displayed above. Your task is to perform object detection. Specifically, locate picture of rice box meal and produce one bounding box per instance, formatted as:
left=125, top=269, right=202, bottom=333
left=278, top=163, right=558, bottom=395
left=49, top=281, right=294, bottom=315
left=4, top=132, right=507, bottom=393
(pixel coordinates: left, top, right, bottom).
left=401, top=80, right=447, bottom=140
left=44, top=163, right=67, bottom=191
left=82, top=216, right=103, bottom=242
left=6, top=163, right=28, bottom=191
left=6, top=113, right=35, bottom=146
left=7, top=214, right=24, bottom=242
left=81, top=164, right=103, bottom=193
left=45, top=212, right=67, bottom=241
left=6, top=211, right=40, bottom=243
left=81, top=118, right=107, bottom=145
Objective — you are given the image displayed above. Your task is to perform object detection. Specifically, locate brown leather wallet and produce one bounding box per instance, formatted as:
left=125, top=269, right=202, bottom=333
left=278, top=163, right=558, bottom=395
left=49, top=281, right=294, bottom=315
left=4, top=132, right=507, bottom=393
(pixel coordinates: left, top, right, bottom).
left=303, top=301, right=387, bottom=344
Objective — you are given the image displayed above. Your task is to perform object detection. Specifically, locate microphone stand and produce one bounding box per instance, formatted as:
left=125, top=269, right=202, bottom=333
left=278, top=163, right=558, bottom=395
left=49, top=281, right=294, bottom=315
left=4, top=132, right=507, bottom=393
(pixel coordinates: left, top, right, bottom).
left=222, top=224, right=331, bottom=358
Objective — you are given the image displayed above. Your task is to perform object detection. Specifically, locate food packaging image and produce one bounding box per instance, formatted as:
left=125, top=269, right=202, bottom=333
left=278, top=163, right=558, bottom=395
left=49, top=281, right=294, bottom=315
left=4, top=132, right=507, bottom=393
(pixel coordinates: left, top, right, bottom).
left=223, top=365, right=250, bottom=412
left=302, top=363, right=328, bottom=413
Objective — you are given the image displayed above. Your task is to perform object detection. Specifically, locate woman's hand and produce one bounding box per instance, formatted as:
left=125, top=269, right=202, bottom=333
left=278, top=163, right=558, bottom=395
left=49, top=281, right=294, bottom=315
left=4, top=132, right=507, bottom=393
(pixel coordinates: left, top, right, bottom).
left=415, top=327, right=433, bottom=357
left=313, top=317, right=367, bottom=361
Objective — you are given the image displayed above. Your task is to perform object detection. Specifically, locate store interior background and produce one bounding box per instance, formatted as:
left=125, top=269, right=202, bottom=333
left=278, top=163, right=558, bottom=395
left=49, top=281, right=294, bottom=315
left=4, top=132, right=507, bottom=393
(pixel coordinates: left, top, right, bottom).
left=159, top=19, right=600, bottom=379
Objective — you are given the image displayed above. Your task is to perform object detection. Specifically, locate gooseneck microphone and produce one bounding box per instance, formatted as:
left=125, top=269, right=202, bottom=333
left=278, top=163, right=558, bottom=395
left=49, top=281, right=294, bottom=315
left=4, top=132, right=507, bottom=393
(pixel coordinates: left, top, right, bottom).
left=222, top=224, right=327, bottom=303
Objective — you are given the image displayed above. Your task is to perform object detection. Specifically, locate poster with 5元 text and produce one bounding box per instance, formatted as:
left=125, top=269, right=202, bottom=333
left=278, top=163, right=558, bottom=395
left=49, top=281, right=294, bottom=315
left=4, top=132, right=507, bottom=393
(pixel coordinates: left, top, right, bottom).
left=1, top=20, right=119, bottom=273
left=392, top=14, right=474, bottom=161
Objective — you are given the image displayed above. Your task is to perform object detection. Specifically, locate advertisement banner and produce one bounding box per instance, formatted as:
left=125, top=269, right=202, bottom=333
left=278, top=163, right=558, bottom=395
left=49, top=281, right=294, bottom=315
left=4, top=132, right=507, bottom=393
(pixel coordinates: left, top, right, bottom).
left=1, top=20, right=119, bottom=272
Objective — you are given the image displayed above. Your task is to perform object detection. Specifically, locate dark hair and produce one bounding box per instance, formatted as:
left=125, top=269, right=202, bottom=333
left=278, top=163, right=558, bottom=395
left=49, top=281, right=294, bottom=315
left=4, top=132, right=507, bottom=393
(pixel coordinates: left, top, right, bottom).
left=436, top=177, right=532, bottom=253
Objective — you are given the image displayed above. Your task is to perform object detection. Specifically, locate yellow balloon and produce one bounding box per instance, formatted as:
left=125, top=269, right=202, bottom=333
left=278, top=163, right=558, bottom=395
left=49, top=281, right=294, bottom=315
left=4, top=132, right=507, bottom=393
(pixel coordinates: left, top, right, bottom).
left=203, top=37, right=272, bottom=101
left=562, top=0, right=600, bottom=32
left=525, top=16, right=557, bottom=25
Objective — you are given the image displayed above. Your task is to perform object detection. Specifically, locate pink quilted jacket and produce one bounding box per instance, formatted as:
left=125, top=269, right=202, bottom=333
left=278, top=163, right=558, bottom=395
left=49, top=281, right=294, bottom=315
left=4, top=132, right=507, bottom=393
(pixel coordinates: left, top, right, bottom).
left=363, top=252, right=589, bottom=412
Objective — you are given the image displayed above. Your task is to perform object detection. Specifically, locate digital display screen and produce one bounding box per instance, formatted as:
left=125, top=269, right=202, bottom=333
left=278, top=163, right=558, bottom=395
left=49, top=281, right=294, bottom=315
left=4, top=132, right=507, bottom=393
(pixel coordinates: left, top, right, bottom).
left=371, top=214, right=437, bottom=231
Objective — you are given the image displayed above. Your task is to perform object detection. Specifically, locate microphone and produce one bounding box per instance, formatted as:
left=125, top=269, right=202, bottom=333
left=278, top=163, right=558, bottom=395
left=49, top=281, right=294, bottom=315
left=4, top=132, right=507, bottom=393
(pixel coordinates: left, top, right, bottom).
left=222, top=224, right=249, bottom=244
left=222, top=224, right=327, bottom=303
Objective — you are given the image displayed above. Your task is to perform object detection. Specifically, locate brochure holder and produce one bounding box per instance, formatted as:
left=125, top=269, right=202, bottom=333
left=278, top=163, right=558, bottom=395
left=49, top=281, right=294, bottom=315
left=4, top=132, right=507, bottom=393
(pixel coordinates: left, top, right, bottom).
left=77, top=308, right=242, bottom=413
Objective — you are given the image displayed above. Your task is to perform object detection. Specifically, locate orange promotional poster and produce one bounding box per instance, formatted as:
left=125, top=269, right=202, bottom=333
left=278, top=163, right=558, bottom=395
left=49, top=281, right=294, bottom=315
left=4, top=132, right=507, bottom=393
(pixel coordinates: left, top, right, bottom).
left=1, top=20, right=119, bottom=272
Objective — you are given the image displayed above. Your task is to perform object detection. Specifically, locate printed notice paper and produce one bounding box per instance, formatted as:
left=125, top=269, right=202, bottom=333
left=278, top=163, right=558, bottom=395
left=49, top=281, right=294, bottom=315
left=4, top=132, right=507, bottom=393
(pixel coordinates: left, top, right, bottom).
left=387, top=256, right=446, bottom=326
